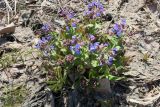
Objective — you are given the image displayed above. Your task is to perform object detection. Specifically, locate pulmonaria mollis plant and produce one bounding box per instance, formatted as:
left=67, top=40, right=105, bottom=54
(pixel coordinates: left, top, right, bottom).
left=35, top=1, right=127, bottom=92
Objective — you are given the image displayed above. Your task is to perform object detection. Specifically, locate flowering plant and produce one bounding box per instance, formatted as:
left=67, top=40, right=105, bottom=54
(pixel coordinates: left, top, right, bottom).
left=35, top=1, right=127, bottom=92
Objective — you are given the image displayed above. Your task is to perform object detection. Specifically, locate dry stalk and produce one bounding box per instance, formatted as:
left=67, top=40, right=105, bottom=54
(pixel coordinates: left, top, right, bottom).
left=4, top=0, right=13, bottom=24
left=14, top=0, right=17, bottom=15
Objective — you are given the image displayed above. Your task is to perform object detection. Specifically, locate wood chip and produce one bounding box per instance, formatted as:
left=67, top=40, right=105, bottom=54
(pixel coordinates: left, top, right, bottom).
left=0, top=23, right=16, bottom=34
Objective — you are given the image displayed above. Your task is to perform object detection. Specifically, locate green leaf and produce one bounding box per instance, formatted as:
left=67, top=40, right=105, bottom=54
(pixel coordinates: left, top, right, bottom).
left=86, top=24, right=94, bottom=27
left=116, top=65, right=124, bottom=71
left=60, top=48, right=67, bottom=53
left=89, top=70, right=97, bottom=78
left=84, top=53, right=89, bottom=59
left=115, top=46, right=121, bottom=50
left=108, top=75, right=124, bottom=81
left=91, top=60, right=99, bottom=67
left=107, top=36, right=118, bottom=47
left=95, top=23, right=101, bottom=29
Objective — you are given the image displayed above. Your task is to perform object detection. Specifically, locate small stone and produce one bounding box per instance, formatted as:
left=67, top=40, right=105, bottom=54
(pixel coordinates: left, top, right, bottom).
left=95, top=78, right=111, bottom=94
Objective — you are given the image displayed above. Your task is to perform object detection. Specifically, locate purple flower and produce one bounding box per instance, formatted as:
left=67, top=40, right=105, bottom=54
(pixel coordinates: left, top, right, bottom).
left=70, top=46, right=74, bottom=51
left=42, top=24, right=50, bottom=32
left=112, top=48, right=118, bottom=55
left=96, top=12, right=101, bottom=17
left=108, top=56, right=114, bottom=62
left=72, top=35, right=76, bottom=39
left=71, top=35, right=77, bottom=44
left=83, top=0, right=87, bottom=3
left=88, top=3, right=94, bottom=10
left=70, top=44, right=81, bottom=55
left=75, top=44, right=80, bottom=50
left=74, top=44, right=81, bottom=55
left=89, top=42, right=100, bottom=52
left=84, top=11, right=92, bottom=16
left=89, top=44, right=96, bottom=52
left=113, top=23, right=120, bottom=31
left=71, top=22, right=77, bottom=28
left=107, top=61, right=113, bottom=66
left=41, top=37, right=48, bottom=43
left=89, top=34, right=95, bottom=41
left=35, top=44, right=40, bottom=49
left=94, top=42, right=100, bottom=47
left=50, top=45, right=54, bottom=50
left=66, top=26, right=70, bottom=31
left=86, top=1, right=104, bottom=18
left=107, top=56, right=114, bottom=66
left=98, top=4, right=104, bottom=12
left=116, top=30, right=122, bottom=37
left=46, top=35, right=52, bottom=41
left=121, top=19, right=126, bottom=26
left=67, top=13, right=74, bottom=20
left=75, top=49, right=80, bottom=55
left=113, top=23, right=123, bottom=37
left=71, top=40, right=76, bottom=44
left=113, top=48, right=118, bottom=52
left=104, top=43, right=109, bottom=47
left=35, top=39, right=46, bottom=49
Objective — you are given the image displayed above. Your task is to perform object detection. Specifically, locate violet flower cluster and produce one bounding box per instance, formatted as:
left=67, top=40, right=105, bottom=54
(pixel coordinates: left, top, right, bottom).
left=111, top=19, right=126, bottom=37
left=84, top=1, right=104, bottom=18
left=35, top=24, right=54, bottom=56
left=41, top=23, right=51, bottom=32
left=70, top=43, right=81, bottom=55
left=35, top=1, right=126, bottom=69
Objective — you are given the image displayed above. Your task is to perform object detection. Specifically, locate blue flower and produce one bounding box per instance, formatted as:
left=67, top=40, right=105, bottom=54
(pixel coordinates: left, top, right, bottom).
left=89, top=44, right=96, bottom=52
left=75, top=44, right=80, bottom=50
left=45, top=35, right=52, bottom=41
left=72, top=35, right=76, bottom=39
left=70, top=46, right=74, bottom=51
left=70, top=44, right=81, bottom=55
left=41, top=37, right=48, bottom=43
left=98, top=4, right=104, bottom=12
left=107, top=61, right=113, bottom=66
left=88, top=3, right=94, bottom=10
left=84, top=11, right=92, bottom=16
left=35, top=44, right=40, bottom=49
left=94, top=42, right=100, bottom=47
left=89, top=42, right=100, bottom=52
left=66, top=26, right=70, bottom=31
left=71, top=40, right=76, bottom=44
left=108, top=56, right=114, bottom=62
left=71, top=22, right=77, bottom=28
left=71, top=35, right=77, bottom=44
left=74, top=44, right=81, bottom=55
left=113, top=23, right=120, bottom=31
left=96, top=12, right=101, bottom=17
left=86, top=1, right=104, bottom=18
left=121, top=19, right=126, bottom=26
left=107, top=56, right=114, bottom=66
left=112, top=48, right=118, bottom=55
left=89, top=34, right=95, bottom=41
left=113, top=23, right=122, bottom=37
left=42, top=24, right=50, bottom=32
left=116, top=30, right=122, bottom=37
left=104, top=43, right=109, bottom=47
left=50, top=45, right=54, bottom=50
left=75, top=49, right=80, bottom=55
left=67, top=13, right=74, bottom=20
